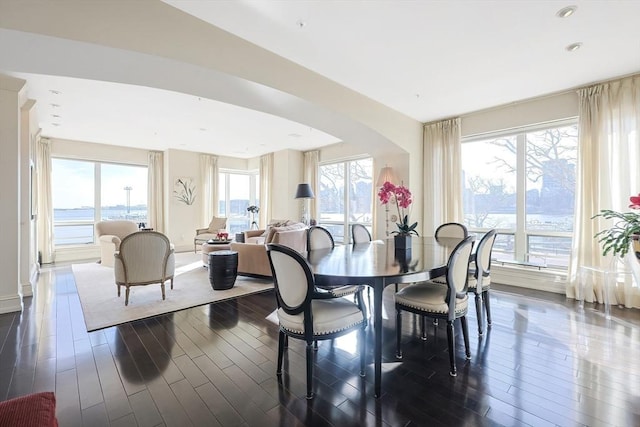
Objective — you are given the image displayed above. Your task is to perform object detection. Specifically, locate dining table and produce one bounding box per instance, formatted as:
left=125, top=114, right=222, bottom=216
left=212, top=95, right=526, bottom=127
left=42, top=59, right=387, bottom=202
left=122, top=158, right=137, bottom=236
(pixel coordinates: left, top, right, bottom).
left=306, top=235, right=466, bottom=398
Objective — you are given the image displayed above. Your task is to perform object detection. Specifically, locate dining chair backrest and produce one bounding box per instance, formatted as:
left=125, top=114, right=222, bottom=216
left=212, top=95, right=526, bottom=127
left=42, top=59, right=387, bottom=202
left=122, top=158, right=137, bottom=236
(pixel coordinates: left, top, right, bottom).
left=435, top=222, right=469, bottom=240
left=351, top=224, right=372, bottom=244
left=474, top=229, right=497, bottom=285
left=307, top=226, right=335, bottom=251
left=266, top=243, right=314, bottom=314
left=446, top=236, right=475, bottom=304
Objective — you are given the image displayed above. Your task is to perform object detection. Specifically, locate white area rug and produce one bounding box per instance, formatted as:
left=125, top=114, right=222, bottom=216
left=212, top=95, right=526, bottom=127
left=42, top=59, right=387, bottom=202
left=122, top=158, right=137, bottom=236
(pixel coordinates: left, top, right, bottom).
left=73, top=252, right=273, bottom=331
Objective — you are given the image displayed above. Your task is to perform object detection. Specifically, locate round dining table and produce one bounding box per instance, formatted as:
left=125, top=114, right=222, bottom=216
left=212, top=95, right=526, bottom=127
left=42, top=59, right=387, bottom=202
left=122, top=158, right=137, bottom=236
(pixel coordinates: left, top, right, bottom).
left=306, top=236, right=467, bottom=398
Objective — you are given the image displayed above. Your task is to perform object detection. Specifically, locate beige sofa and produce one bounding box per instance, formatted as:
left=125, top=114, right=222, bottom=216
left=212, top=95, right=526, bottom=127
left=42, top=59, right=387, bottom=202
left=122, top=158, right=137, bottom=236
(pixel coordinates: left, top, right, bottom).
left=95, top=220, right=140, bottom=267
left=230, top=221, right=307, bottom=278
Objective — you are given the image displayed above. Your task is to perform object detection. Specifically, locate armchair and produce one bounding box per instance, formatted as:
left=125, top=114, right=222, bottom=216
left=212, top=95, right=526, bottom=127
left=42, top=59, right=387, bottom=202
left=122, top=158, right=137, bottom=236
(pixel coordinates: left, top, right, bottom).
left=95, top=220, right=140, bottom=267
left=194, top=216, right=228, bottom=252
left=114, top=231, right=175, bottom=306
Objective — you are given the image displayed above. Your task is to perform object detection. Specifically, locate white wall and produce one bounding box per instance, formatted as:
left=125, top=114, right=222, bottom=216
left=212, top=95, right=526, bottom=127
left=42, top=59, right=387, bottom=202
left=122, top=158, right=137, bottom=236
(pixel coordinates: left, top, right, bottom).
left=461, top=91, right=578, bottom=137
left=0, top=74, right=26, bottom=313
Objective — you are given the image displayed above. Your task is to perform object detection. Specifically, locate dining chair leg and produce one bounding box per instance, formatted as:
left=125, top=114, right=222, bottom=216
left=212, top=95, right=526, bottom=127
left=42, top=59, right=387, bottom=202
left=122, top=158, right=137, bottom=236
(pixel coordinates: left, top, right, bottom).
left=125, top=287, right=130, bottom=306
left=117, top=284, right=121, bottom=297
left=359, top=326, right=366, bottom=377
left=460, top=316, right=471, bottom=360
left=446, top=320, right=456, bottom=377
left=395, top=308, right=403, bottom=359
left=161, top=283, right=166, bottom=300
left=483, top=290, right=492, bottom=326
left=421, top=315, right=427, bottom=341
left=474, top=293, right=484, bottom=335
left=305, top=341, right=314, bottom=399
left=276, top=331, right=285, bottom=375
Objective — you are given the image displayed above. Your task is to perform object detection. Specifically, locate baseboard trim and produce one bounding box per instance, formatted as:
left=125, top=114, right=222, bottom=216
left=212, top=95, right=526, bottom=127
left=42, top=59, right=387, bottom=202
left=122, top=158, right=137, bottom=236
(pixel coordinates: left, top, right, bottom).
left=0, top=294, right=23, bottom=314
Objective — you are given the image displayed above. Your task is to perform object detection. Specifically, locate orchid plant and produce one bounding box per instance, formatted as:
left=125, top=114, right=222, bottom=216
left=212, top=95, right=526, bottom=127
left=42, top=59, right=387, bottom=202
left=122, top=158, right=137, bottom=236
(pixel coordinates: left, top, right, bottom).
left=377, top=181, right=418, bottom=236
left=593, top=193, right=640, bottom=258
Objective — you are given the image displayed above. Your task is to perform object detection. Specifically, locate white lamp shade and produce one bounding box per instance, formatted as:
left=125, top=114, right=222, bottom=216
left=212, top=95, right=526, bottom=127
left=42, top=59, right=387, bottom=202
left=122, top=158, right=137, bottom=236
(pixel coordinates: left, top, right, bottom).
left=376, top=166, right=397, bottom=186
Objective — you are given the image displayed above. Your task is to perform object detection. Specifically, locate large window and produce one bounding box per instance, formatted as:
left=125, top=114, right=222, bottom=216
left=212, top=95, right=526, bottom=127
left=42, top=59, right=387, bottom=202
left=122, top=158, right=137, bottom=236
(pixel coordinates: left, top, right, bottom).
left=52, top=158, right=147, bottom=246
left=462, top=122, right=577, bottom=269
left=218, top=170, right=259, bottom=235
left=318, top=158, right=373, bottom=243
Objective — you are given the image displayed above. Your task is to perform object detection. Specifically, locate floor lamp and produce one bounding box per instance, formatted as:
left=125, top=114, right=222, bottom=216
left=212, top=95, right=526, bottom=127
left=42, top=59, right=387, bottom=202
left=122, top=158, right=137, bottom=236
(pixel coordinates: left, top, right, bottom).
left=294, top=183, right=315, bottom=225
left=376, top=166, right=398, bottom=236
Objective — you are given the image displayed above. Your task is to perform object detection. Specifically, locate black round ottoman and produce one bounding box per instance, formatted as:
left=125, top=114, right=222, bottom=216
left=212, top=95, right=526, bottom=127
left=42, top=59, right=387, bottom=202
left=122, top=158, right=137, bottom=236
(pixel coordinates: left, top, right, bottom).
left=208, top=250, right=238, bottom=290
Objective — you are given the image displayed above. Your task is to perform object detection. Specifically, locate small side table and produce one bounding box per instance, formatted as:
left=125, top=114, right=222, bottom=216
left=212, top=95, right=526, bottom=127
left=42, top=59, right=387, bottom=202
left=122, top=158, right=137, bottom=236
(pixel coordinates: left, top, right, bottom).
left=208, top=250, right=238, bottom=290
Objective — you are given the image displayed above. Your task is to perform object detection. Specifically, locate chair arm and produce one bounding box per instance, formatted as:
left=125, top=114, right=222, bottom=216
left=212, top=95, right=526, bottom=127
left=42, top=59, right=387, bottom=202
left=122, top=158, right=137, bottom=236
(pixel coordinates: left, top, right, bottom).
left=99, top=234, right=121, bottom=245
left=244, top=229, right=265, bottom=239
left=195, top=228, right=210, bottom=235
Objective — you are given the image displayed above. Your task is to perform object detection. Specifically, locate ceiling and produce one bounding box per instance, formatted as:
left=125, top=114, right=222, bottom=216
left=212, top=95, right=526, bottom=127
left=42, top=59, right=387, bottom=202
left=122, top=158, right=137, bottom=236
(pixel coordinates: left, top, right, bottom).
left=3, top=1, right=640, bottom=158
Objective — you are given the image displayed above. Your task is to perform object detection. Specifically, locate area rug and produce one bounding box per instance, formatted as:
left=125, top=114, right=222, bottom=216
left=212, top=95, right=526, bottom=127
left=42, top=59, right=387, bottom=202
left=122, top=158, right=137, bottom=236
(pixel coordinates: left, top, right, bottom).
left=72, top=252, right=273, bottom=332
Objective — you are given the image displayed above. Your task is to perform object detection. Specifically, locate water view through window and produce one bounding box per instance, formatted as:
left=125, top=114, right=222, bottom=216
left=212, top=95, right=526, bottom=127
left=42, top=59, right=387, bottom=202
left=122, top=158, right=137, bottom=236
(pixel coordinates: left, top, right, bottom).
left=52, top=159, right=148, bottom=245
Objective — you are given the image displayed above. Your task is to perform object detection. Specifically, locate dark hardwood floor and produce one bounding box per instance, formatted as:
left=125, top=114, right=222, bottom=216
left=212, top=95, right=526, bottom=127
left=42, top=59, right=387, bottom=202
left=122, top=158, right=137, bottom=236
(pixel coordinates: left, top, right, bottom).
left=0, top=263, right=639, bottom=426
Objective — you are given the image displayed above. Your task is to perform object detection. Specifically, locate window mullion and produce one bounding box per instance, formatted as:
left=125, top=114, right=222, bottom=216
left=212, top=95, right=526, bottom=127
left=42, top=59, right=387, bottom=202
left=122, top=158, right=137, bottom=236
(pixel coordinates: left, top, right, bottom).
left=515, top=133, right=527, bottom=262
left=95, top=162, right=101, bottom=223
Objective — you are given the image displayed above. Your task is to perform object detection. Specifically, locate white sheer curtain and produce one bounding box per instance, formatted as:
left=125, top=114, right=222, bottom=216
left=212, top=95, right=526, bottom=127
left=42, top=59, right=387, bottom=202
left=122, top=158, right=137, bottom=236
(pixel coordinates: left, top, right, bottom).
left=36, top=137, right=53, bottom=264
left=568, top=74, right=640, bottom=307
left=199, top=154, right=218, bottom=224
left=147, top=151, right=165, bottom=233
left=303, top=150, right=319, bottom=222
left=422, top=118, right=463, bottom=235
left=260, top=153, right=273, bottom=226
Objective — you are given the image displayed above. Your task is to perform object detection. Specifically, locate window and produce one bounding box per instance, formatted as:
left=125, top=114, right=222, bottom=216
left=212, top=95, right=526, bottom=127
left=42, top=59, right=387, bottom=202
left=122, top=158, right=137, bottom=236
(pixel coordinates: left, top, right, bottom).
left=462, top=122, right=577, bottom=269
left=52, top=158, right=147, bottom=246
left=218, top=170, right=259, bottom=235
left=318, top=158, right=373, bottom=243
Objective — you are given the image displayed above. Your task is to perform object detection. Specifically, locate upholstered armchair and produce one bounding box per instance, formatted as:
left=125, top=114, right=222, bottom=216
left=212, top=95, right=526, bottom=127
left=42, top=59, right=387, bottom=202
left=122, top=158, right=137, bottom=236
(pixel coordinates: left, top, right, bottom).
left=95, top=220, right=140, bottom=267
left=114, top=231, right=175, bottom=306
left=194, top=216, right=228, bottom=252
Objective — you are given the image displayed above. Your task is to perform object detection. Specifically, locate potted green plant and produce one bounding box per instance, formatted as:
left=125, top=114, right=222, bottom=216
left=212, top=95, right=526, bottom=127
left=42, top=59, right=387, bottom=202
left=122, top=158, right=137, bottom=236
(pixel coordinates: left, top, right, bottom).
left=593, top=194, right=640, bottom=259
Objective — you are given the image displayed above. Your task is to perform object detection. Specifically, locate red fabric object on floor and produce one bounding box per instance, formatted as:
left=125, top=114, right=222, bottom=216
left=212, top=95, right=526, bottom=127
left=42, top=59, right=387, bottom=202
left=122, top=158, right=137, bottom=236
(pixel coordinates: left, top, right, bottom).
left=0, top=392, right=58, bottom=427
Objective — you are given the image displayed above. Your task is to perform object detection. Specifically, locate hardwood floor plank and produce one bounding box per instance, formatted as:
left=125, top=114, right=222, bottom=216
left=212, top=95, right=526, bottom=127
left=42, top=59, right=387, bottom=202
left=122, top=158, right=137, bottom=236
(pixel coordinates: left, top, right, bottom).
left=92, top=342, right=134, bottom=421
left=74, top=338, right=105, bottom=410
left=170, top=378, right=221, bottom=426
left=128, top=389, right=163, bottom=427
left=194, top=381, right=245, bottom=427
left=146, top=377, right=192, bottom=427
left=55, top=367, right=82, bottom=426
left=81, top=402, right=110, bottom=427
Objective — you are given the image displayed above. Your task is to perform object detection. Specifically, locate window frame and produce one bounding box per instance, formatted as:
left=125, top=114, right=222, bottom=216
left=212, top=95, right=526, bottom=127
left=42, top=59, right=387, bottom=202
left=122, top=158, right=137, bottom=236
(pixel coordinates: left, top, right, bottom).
left=52, top=157, right=148, bottom=247
left=218, top=168, right=259, bottom=234
left=461, top=118, right=577, bottom=270
left=317, top=156, right=373, bottom=244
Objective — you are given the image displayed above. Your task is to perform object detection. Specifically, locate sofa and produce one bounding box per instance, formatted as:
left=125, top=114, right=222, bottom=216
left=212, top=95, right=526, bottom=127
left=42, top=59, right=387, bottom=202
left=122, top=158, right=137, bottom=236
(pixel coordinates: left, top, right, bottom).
left=95, top=220, right=139, bottom=267
left=230, top=220, right=307, bottom=278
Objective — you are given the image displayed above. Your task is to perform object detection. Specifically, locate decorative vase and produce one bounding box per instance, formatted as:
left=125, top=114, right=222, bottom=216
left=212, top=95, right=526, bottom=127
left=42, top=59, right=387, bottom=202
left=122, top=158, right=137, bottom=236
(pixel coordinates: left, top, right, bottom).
left=394, top=234, right=412, bottom=250
left=632, top=234, right=640, bottom=260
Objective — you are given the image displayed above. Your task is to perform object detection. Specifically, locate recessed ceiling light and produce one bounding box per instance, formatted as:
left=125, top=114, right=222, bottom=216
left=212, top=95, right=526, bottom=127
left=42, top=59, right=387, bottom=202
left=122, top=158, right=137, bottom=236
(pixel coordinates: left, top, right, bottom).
left=51, top=123, right=61, bottom=127
left=199, top=127, right=207, bottom=131
left=288, top=133, right=302, bottom=138
left=50, top=103, right=60, bottom=108
left=296, top=20, right=306, bottom=28
left=566, top=42, right=582, bottom=52
left=51, top=114, right=61, bottom=118
left=49, top=89, right=61, bottom=95
left=557, top=5, right=577, bottom=18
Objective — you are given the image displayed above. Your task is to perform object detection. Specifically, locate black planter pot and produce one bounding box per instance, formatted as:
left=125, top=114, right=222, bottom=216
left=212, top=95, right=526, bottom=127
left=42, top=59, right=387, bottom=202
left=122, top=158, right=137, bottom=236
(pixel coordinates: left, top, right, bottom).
left=394, top=234, right=412, bottom=250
